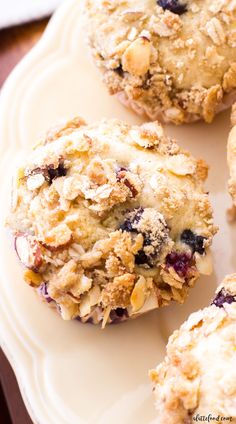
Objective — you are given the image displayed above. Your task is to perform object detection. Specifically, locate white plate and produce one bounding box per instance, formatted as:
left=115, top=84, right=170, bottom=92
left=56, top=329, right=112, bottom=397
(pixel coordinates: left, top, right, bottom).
left=0, top=1, right=235, bottom=423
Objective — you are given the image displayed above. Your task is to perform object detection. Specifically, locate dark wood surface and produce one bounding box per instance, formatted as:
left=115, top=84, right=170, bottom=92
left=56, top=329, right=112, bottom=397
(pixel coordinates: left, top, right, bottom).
left=0, top=19, right=48, bottom=87
left=0, top=18, right=48, bottom=424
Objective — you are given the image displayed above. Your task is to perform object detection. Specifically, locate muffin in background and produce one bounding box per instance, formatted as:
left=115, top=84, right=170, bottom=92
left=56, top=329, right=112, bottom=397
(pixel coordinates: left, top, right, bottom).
left=227, top=103, right=236, bottom=221
left=86, top=0, right=236, bottom=124
left=150, top=273, right=236, bottom=423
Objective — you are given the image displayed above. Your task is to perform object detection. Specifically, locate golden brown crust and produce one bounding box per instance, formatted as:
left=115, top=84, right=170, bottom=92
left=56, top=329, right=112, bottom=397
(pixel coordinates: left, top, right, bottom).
left=7, top=117, right=217, bottom=325
left=42, top=116, right=86, bottom=145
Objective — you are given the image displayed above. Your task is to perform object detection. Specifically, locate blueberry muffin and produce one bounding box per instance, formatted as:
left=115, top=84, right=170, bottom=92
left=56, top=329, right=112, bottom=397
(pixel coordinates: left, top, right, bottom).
left=150, top=273, right=236, bottom=423
left=86, top=0, right=236, bottom=124
left=228, top=103, right=236, bottom=220
left=7, top=117, right=217, bottom=326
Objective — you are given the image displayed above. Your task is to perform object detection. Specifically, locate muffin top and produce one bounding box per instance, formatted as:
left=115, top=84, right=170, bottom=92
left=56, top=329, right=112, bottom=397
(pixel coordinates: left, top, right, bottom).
left=8, top=117, right=216, bottom=325
left=150, top=273, right=236, bottom=423
left=86, top=0, right=236, bottom=124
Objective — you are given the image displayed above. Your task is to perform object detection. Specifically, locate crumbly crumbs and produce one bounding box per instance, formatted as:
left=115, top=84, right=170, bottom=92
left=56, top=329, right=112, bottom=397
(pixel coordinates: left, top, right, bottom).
left=223, top=63, right=236, bottom=92
left=42, top=117, right=86, bottom=145
left=101, top=273, right=135, bottom=308
left=150, top=274, right=236, bottom=422
left=195, top=159, right=208, bottom=182
left=8, top=117, right=216, bottom=324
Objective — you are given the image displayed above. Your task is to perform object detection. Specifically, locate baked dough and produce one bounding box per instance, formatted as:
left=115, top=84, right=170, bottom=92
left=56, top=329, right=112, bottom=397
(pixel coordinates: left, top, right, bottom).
left=150, top=273, right=236, bottom=423
left=86, top=0, right=236, bottom=124
left=7, top=117, right=217, bottom=325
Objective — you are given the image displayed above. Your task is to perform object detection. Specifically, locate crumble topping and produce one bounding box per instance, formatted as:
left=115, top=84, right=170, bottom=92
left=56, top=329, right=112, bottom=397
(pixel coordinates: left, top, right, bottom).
left=86, top=0, right=236, bottom=124
left=150, top=274, right=236, bottom=422
left=7, top=117, right=217, bottom=325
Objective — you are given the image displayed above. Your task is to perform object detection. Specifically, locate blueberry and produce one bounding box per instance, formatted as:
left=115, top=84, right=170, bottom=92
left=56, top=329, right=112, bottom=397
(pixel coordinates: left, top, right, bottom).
left=120, top=208, right=169, bottom=267
left=27, top=159, right=67, bottom=185
left=114, top=65, right=124, bottom=77
left=211, top=288, right=236, bottom=308
left=38, top=283, right=53, bottom=303
left=157, top=0, right=187, bottom=15
left=120, top=207, right=144, bottom=233
left=135, top=249, right=150, bottom=266
left=47, top=160, right=67, bottom=184
left=166, top=251, right=192, bottom=277
left=181, top=229, right=205, bottom=255
left=120, top=208, right=152, bottom=265
left=110, top=308, right=128, bottom=324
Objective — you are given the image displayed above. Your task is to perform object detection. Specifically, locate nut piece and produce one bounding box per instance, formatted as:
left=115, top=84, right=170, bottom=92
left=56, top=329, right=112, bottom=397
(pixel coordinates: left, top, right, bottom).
left=27, top=173, right=45, bottom=191
left=164, top=107, right=185, bottom=125
left=15, top=234, right=43, bottom=271
left=42, top=223, right=72, bottom=250
left=23, top=269, right=42, bottom=287
left=130, top=276, right=147, bottom=312
left=194, top=250, right=212, bottom=276
left=79, top=285, right=101, bottom=317
left=167, top=154, right=196, bottom=176
left=122, top=37, right=151, bottom=76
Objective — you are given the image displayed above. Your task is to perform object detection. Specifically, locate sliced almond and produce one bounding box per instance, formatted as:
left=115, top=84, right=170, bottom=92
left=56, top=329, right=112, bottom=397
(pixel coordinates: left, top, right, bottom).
left=79, top=295, right=91, bottom=318
left=102, top=306, right=111, bottom=329
left=130, top=291, right=158, bottom=316
left=194, top=250, right=213, bottom=275
left=78, top=285, right=101, bottom=318
left=167, top=154, right=196, bottom=176
left=80, top=275, right=93, bottom=293
left=27, top=173, right=45, bottom=191
left=80, top=250, right=102, bottom=268
left=122, top=37, right=151, bottom=77
left=15, top=233, right=43, bottom=271
left=59, top=302, right=79, bottom=320
left=130, top=276, right=147, bottom=312
left=89, top=285, right=101, bottom=306
left=71, top=275, right=92, bottom=298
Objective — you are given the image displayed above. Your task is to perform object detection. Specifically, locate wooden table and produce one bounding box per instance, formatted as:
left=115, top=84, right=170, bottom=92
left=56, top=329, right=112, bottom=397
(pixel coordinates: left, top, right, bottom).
left=0, top=18, right=48, bottom=424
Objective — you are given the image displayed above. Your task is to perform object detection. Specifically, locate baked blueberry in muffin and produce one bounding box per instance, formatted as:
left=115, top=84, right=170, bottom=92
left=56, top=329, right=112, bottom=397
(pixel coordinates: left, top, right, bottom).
left=7, top=117, right=217, bottom=326
left=86, top=0, right=236, bottom=124
left=157, top=0, right=187, bottom=15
